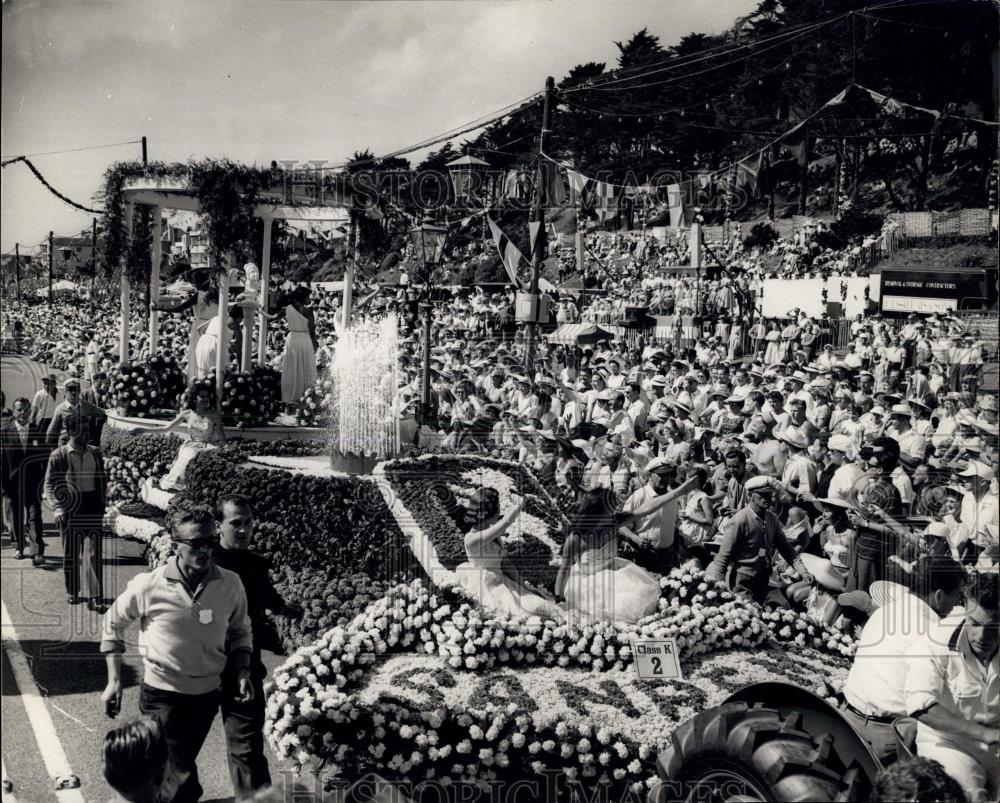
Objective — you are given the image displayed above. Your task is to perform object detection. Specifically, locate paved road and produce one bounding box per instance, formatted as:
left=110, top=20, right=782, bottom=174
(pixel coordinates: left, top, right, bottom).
left=1, top=356, right=298, bottom=803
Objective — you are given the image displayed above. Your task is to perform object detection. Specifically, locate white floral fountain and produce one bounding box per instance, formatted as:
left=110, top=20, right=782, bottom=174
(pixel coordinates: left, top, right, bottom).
left=328, top=314, right=401, bottom=473
left=247, top=314, right=401, bottom=476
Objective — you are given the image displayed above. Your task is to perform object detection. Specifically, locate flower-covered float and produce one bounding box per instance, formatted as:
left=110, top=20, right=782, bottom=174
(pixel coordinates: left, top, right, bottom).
left=254, top=452, right=858, bottom=800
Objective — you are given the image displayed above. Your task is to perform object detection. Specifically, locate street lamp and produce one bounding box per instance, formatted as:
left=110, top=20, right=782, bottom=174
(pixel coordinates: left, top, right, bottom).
left=445, top=155, right=490, bottom=205
left=408, top=215, right=447, bottom=426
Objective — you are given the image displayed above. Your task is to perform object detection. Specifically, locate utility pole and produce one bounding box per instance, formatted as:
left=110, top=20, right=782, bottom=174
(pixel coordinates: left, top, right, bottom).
left=91, top=218, right=98, bottom=310
left=523, top=75, right=555, bottom=373
left=14, top=243, right=21, bottom=302
left=48, top=231, right=53, bottom=308
left=141, top=136, right=148, bottom=165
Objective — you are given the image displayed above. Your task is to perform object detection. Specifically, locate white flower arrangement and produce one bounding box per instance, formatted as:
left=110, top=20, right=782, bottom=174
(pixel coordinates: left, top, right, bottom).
left=264, top=565, right=854, bottom=794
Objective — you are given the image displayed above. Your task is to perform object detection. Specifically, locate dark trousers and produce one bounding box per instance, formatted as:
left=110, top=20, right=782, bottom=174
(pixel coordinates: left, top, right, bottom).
left=140, top=684, right=221, bottom=803
left=11, top=481, right=44, bottom=556
left=847, top=549, right=881, bottom=595
left=60, top=491, right=104, bottom=600
left=622, top=540, right=676, bottom=575
left=840, top=703, right=899, bottom=764
left=221, top=664, right=271, bottom=799
left=726, top=564, right=769, bottom=604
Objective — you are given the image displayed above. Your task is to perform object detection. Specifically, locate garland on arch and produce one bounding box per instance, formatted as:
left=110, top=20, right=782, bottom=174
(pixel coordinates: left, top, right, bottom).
left=99, top=159, right=282, bottom=281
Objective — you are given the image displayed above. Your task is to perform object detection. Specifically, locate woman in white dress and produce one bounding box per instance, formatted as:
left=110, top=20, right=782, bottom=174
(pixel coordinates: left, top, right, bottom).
left=555, top=480, right=697, bottom=624
left=454, top=489, right=564, bottom=621
left=158, top=385, right=226, bottom=491
left=151, top=268, right=218, bottom=381
left=279, top=286, right=317, bottom=405
left=193, top=316, right=221, bottom=379
left=763, top=322, right=783, bottom=366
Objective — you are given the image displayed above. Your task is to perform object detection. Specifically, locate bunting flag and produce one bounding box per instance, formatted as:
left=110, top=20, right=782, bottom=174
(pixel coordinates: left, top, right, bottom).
left=594, top=180, right=616, bottom=222
left=528, top=221, right=543, bottom=256
left=680, top=180, right=697, bottom=225
left=542, top=161, right=566, bottom=207
left=566, top=169, right=589, bottom=204
left=784, top=136, right=809, bottom=167
left=735, top=152, right=763, bottom=195
left=502, top=170, right=520, bottom=200
left=487, top=217, right=523, bottom=287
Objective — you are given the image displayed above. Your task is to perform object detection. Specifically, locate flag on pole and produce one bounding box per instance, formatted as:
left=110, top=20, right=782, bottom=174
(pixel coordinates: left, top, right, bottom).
left=487, top=217, right=523, bottom=287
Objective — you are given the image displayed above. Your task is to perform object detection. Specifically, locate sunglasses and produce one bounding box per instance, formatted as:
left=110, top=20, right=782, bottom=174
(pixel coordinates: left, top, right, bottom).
left=175, top=537, right=218, bottom=551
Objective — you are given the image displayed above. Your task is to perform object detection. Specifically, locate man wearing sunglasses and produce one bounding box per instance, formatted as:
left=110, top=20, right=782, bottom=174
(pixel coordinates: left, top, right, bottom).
left=100, top=507, right=253, bottom=803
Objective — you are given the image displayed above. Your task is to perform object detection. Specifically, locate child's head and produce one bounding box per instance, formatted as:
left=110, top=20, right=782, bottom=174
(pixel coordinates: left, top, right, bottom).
left=103, top=717, right=167, bottom=802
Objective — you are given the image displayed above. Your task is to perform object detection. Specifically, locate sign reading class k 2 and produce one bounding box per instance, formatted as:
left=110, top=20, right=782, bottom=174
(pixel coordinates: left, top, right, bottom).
left=630, top=638, right=683, bottom=681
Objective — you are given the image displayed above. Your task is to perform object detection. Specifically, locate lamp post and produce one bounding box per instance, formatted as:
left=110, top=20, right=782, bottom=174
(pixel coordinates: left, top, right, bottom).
left=408, top=215, right=447, bottom=426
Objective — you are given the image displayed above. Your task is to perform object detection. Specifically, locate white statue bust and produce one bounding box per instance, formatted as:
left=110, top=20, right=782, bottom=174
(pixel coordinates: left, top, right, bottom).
left=234, top=262, right=260, bottom=305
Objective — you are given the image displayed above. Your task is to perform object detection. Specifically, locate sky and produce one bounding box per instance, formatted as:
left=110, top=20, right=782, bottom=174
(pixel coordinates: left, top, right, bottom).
left=1, top=0, right=757, bottom=252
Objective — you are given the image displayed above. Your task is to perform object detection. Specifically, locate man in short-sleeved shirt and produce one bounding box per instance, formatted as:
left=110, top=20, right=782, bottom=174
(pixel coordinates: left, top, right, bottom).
left=904, top=573, right=999, bottom=802
left=841, top=556, right=964, bottom=763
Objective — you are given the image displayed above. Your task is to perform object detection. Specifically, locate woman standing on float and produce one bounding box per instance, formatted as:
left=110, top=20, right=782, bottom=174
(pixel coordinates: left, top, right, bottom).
left=151, top=266, right=218, bottom=382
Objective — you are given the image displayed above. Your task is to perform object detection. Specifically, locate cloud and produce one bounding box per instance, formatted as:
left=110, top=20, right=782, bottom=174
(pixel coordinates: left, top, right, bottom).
left=2, top=0, right=757, bottom=249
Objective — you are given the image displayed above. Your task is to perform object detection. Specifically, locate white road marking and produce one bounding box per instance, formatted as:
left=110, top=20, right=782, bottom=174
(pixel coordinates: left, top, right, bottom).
left=1, top=601, right=86, bottom=803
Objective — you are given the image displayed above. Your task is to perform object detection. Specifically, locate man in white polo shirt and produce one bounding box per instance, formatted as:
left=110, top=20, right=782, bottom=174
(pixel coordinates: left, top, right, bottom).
left=101, top=507, right=254, bottom=803
left=841, top=555, right=965, bottom=763
left=905, top=571, right=999, bottom=802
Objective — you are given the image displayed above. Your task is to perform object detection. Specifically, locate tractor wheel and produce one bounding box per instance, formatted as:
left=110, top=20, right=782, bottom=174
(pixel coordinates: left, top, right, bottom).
left=649, top=701, right=868, bottom=803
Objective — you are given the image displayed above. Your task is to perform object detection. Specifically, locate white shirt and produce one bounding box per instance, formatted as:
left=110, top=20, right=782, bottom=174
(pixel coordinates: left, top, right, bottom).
left=622, top=483, right=677, bottom=549
left=30, top=389, right=57, bottom=424
left=13, top=421, right=29, bottom=447
left=828, top=463, right=865, bottom=503
left=891, top=466, right=915, bottom=507
left=959, top=491, right=999, bottom=547
left=895, top=429, right=927, bottom=462
left=905, top=618, right=999, bottom=751
left=844, top=592, right=941, bottom=717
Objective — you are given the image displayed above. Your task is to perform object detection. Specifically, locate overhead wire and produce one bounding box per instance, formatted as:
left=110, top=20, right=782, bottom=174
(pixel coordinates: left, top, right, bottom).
left=0, top=140, right=142, bottom=161
left=560, top=0, right=918, bottom=96
left=318, top=92, right=542, bottom=171
left=560, top=14, right=845, bottom=94
left=574, top=18, right=842, bottom=94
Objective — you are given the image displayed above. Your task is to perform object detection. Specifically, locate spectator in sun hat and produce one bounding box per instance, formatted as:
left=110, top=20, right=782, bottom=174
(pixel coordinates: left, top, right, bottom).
left=903, top=570, right=1000, bottom=802
left=954, top=461, right=998, bottom=565
left=779, top=428, right=818, bottom=494
left=908, top=397, right=935, bottom=439
left=840, top=555, right=965, bottom=764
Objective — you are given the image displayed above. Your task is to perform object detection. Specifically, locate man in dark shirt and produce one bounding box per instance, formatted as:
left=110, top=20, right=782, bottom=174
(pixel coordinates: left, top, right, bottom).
left=845, top=439, right=905, bottom=594
left=212, top=494, right=302, bottom=799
